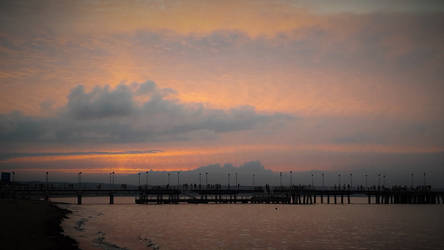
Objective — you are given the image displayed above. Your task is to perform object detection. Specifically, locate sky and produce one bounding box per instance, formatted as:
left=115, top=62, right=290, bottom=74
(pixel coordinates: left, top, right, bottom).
left=1, top=0, right=443, bottom=186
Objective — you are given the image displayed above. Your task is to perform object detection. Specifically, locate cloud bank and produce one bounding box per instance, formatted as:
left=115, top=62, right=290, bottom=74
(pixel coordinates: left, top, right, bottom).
left=0, top=81, right=291, bottom=148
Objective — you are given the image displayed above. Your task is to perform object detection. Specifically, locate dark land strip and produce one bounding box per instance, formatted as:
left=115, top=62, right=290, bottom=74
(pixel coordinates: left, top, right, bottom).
left=0, top=199, right=79, bottom=250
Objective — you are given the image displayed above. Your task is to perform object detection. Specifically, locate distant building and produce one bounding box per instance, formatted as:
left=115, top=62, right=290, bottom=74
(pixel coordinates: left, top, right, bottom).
left=1, top=172, right=11, bottom=183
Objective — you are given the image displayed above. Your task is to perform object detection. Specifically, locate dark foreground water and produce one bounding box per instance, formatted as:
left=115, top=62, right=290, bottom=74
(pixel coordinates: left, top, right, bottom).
left=54, top=197, right=444, bottom=250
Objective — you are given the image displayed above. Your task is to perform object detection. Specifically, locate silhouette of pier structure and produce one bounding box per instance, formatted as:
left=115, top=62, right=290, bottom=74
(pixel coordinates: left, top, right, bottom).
left=2, top=182, right=442, bottom=205
left=136, top=184, right=443, bottom=205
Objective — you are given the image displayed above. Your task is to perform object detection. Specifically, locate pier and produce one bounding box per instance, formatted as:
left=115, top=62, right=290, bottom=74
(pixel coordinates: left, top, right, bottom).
left=1, top=182, right=443, bottom=205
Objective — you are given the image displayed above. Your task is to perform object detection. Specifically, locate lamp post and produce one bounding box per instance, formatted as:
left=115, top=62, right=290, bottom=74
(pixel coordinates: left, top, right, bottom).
left=350, top=173, right=353, bottom=188
left=199, top=172, right=202, bottom=186
left=205, top=172, right=208, bottom=186
left=46, top=171, right=49, bottom=190
left=177, top=171, right=180, bottom=186
left=311, top=173, right=314, bottom=187
left=78, top=172, right=82, bottom=189
left=166, top=173, right=170, bottom=186
left=235, top=172, right=238, bottom=187
left=227, top=173, right=231, bottom=188
left=365, top=174, right=368, bottom=188
left=290, top=171, right=293, bottom=186
left=322, top=173, right=325, bottom=187
left=337, top=173, right=341, bottom=187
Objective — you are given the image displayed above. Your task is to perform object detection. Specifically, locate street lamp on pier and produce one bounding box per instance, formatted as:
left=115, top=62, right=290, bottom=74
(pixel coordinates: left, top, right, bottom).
left=199, top=172, right=202, bottom=186
left=177, top=171, right=180, bottom=186
left=227, top=173, right=231, bottom=187
left=337, top=173, right=341, bottom=187
left=365, top=174, right=368, bottom=188
left=378, top=173, right=381, bottom=187
left=350, top=173, right=353, bottom=188
left=290, top=171, right=293, bottom=186
left=78, top=172, right=82, bottom=189
left=322, top=173, right=325, bottom=187
left=311, top=173, right=314, bottom=187
left=235, top=172, right=238, bottom=187
left=167, top=173, right=171, bottom=186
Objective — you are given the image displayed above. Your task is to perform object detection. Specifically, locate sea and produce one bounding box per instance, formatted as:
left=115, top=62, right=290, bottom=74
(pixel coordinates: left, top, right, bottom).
left=53, top=197, right=444, bottom=250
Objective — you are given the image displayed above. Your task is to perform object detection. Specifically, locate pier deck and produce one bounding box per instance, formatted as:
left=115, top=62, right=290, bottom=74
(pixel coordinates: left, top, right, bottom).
left=2, top=183, right=443, bottom=205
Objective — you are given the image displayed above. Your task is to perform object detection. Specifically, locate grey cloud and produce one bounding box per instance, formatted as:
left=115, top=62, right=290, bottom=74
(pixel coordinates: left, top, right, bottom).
left=0, top=149, right=162, bottom=161
left=135, top=80, right=157, bottom=95
left=0, top=81, right=292, bottom=147
left=67, top=84, right=135, bottom=119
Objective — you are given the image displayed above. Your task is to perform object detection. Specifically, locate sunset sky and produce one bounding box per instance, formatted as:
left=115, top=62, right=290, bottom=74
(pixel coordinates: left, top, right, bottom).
left=1, top=0, right=443, bottom=184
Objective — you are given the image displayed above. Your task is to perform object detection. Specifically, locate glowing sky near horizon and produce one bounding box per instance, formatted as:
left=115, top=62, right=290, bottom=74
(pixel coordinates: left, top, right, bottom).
left=1, top=0, right=443, bottom=177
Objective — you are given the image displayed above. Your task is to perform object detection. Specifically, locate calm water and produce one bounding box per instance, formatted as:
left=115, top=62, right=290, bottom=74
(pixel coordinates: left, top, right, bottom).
left=54, top=197, right=444, bottom=250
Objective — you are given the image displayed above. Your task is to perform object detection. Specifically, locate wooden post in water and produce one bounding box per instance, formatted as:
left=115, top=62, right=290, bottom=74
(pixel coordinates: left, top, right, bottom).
left=368, top=194, right=371, bottom=204
left=334, top=193, right=337, bottom=204
left=341, top=193, right=344, bottom=204
left=347, top=192, right=350, bottom=204
left=109, top=193, right=114, bottom=204
left=320, top=194, right=323, bottom=204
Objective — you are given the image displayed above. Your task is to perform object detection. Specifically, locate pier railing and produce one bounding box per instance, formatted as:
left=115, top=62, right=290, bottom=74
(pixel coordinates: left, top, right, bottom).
left=1, top=182, right=443, bottom=205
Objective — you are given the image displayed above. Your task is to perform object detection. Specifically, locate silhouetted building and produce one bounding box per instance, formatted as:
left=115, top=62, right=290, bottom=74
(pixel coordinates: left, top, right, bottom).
left=1, top=172, right=11, bottom=183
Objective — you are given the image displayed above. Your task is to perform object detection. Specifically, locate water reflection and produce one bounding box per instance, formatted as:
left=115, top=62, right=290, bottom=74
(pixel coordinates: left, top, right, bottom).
left=55, top=198, right=444, bottom=250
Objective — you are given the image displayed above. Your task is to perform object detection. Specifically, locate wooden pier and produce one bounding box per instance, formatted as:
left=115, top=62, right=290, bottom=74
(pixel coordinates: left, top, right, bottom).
left=1, top=183, right=443, bottom=205
left=134, top=184, right=443, bottom=205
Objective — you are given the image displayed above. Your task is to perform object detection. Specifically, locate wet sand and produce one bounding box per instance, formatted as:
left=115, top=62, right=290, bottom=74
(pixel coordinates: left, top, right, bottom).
left=0, top=199, right=79, bottom=250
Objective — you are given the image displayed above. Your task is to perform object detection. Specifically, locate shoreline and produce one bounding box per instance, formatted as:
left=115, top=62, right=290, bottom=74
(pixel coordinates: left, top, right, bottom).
left=0, top=199, right=79, bottom=250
